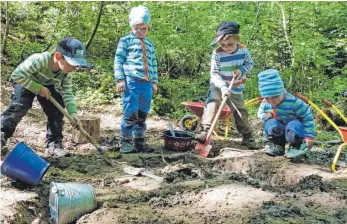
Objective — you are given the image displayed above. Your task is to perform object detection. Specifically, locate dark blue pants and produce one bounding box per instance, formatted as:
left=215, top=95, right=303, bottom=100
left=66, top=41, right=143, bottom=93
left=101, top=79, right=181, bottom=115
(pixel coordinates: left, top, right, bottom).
left=1, top=83, right=65, bottom=146
left=264, top=118, right=304, bottom=147
left=121, top=76, right=153, bottom=139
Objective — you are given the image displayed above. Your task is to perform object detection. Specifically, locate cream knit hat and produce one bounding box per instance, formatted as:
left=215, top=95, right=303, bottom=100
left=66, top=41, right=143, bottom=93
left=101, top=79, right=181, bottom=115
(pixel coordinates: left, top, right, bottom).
left=129, top=5, right=150, bottom=27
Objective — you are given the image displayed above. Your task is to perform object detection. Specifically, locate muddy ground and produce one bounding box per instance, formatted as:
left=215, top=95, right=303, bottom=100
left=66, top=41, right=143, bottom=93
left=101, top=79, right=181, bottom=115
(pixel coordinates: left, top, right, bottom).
left=1, top=86, right=347, bottom=224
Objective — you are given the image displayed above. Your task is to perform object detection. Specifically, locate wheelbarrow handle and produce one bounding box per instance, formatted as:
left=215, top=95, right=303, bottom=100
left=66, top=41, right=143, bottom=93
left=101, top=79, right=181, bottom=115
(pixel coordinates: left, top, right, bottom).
left=322, top=98, right=334, bottom=107
left=48, top=95, right=104, bottom=154
left=295, top=93, right=309, bottom=104
left=296, top=93, right=344, bottom=136
left=322, top=99, right=347, bottom=124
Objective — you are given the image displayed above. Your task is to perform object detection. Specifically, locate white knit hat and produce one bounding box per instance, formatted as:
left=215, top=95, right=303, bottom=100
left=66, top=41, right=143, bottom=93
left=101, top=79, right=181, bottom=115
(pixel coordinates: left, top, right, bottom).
left=129, top=5, right=150, bottom=27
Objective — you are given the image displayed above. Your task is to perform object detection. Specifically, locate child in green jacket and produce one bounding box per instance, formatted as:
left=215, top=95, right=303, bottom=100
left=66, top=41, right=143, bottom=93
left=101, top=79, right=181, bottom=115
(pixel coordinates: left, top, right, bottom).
left=1, top=37, right=89, bottom=157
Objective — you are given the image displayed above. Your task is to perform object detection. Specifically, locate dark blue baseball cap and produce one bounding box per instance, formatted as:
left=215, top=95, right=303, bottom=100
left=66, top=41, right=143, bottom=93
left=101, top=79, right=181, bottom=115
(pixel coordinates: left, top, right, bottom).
left=56, top=37, right=90, bottom=68
left=210, top=21, right=240, bottom=46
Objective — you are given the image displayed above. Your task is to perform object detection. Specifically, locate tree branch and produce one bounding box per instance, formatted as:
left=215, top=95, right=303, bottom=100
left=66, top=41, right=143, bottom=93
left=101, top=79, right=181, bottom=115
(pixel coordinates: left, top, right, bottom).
left=1, top=1, right=10, bottom=55
left=279, top=3, right=295, bottom=67
left=85, top=1, right=104, bottom=50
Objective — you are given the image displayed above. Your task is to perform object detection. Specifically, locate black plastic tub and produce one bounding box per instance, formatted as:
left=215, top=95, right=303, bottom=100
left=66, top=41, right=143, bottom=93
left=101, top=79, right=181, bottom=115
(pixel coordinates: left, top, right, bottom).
left=162, top=130, right=196, bottom=151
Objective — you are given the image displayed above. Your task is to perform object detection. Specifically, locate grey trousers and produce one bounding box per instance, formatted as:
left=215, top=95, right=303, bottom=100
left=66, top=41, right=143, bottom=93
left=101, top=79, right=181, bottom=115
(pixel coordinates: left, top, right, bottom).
left=200, top=87, right=253, bottom=136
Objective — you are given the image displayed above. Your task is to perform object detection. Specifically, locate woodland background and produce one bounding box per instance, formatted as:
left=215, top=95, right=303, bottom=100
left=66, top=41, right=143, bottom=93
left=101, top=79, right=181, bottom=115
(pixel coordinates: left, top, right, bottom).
left=1, top=1, right=346, bottom=118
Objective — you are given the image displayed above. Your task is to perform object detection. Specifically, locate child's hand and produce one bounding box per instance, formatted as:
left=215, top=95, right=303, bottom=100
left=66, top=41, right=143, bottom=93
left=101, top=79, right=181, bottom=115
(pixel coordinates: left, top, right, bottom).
left=221, top=89, right=230, bottom=98
left=232, top=69, right=242, bottom=79
left=305, top=138, right=314, bottom=148
left=39, top=86, right=51, bottom=100
left=265, top=112, right=273, bottom=120
left=152, top=83, right=158, bottom=95
left=70, top=113, right=81, bottom=129
left=116, top=80, right=125, bottom=93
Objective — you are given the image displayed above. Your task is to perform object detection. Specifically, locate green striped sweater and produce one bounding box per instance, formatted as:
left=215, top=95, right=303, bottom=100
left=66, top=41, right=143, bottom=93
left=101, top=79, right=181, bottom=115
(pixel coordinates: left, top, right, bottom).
left=11, top=52, right=76, bottom=114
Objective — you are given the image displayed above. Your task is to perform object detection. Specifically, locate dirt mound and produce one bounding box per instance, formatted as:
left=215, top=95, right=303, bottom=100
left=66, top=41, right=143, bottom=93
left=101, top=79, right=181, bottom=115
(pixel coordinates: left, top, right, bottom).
left=290, top=174, right=332, bottom=192
left=1, top=88, right=347, bottom=223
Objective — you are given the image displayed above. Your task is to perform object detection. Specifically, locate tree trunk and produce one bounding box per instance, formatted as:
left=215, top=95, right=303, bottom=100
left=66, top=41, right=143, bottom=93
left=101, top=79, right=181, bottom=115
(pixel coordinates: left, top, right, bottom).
left=85, top=1, right=104, bottom=50
left=1, top=1, right=10, bottom=55
left=72, top=116, right=101, bottom=144
left=279, top=3, right=295, bottom=67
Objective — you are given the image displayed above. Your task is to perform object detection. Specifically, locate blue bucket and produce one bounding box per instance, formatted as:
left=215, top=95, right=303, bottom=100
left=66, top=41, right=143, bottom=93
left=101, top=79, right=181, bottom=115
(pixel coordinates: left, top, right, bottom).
left=0, top=142, right=50, bottom=185
left=49, top=182, right=97, bottom=224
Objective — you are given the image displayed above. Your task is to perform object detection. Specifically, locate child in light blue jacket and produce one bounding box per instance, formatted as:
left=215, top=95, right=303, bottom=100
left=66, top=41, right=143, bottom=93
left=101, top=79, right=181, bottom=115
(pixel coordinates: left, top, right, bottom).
left=114, top=5, right=158, bottom=154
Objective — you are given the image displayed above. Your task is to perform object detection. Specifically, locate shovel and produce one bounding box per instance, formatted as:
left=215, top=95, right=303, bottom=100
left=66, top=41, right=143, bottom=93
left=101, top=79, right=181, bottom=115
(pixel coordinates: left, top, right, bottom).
left=195, top=77, right=238, bottom=158
left=48, top=95, right=114, bottom=166
left=168, top=122, right=176, bottom=137
left=123, top=166, right=164, bottom=182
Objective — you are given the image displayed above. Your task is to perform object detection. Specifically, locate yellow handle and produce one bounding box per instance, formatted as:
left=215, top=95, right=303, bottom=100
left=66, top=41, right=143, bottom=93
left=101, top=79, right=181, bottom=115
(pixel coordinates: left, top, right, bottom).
left=331, top=105, right=347, bottom=124
left=296, top=93, right=342, bottom=136
left=331, top=143, right=347, bottom=173
left=322, top=98, right=347, bottom=124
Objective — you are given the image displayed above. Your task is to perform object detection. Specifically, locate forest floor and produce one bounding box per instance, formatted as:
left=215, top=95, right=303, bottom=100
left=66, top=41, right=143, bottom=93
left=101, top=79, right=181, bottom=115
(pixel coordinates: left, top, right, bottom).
left=1, top=79, right=347, bottom=224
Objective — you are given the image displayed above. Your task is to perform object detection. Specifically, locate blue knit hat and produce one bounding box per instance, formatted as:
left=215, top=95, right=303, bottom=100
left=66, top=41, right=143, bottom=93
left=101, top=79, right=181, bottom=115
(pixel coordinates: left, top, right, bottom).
left=129, top=5, right=150, bottom=26
left=258, top=69, right=285, bottom=97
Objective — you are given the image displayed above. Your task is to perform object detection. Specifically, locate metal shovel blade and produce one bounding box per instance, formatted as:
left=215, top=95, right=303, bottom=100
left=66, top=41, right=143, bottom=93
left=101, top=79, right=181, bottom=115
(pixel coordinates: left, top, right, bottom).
left=123, top=166, right=164, bottom=182
left=194, top=77, right=236, bottom=159
left=195, top=140, right=212, bottom=158
left=123, top=166, right=145, bottom=175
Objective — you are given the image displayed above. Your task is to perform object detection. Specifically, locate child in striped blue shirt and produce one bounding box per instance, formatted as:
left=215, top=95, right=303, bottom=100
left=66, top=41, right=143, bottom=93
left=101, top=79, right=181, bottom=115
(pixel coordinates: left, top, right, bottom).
left=257, top=69, right=315, bottom=158
left=114, top=5, right=158, bottom=154
left=195, top=21, right=259, bottom=149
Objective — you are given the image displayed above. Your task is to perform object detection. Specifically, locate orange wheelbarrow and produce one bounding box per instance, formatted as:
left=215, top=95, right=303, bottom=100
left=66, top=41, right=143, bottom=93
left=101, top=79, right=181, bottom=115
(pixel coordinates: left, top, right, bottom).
left=296, top=93, right=347, bottom=173
left=180, top=97, right=263, bottom=140
left=180, top=101, right=232, bottom=140
left=321, top=98, right=347, bottom=172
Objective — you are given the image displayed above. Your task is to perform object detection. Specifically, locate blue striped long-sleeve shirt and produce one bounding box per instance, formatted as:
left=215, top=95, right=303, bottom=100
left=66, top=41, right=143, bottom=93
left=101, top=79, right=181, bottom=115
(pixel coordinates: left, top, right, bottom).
left=257, top=93, right=315, bottom=139
left=114, top=32, right=158, bottom=83
left=210, top=43, right=254, bottom=94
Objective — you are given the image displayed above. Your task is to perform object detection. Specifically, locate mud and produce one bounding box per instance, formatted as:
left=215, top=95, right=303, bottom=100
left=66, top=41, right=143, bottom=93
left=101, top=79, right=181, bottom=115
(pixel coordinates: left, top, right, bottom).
left=1, top=102, right=347, bottom=224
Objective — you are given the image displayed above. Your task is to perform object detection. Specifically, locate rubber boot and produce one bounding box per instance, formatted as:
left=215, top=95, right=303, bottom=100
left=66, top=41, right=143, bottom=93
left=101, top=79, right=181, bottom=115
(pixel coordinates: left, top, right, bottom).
left=265, top=142, right=285, bottom=156
left=134, top=138, right=154, bottom=153
left=1, top=132, right=9, bottom=155
left=242, top=134, right=261, bottom=150
left=120, top=138, right=137, bottom=154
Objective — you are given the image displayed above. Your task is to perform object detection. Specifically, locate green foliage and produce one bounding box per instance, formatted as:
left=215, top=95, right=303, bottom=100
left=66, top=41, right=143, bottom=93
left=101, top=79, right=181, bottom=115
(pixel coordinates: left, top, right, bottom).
left=315, top=129, right=341, bottom=142
left=1, top=1, right=346, bottom=118
left=152, top=73, right=209, bottom=118
left=69, top=68, right=117, bottom=106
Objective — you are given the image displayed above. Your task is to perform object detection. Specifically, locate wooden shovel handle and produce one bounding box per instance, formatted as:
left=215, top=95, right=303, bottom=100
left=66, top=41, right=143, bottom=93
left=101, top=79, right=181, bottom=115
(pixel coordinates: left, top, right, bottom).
left=48, top=95, right=104, bottom=154
left=322, top=98, right=334, bottom=107
left=206, top=77, right=236, bottom=140
left=295, top=93, right=309, bottom=104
